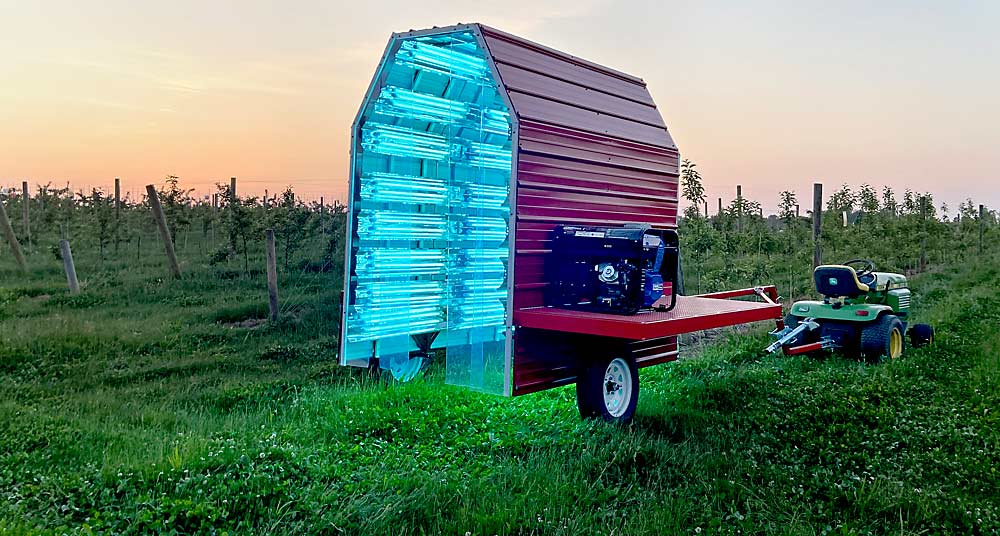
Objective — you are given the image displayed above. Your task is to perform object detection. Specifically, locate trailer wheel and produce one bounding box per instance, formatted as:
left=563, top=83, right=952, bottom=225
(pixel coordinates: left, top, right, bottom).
left=577, top=355, right=639, bottom=423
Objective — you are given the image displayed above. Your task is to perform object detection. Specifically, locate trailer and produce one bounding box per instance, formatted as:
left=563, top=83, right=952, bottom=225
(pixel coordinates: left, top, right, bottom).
left=340, top=23, right=782, bottom=422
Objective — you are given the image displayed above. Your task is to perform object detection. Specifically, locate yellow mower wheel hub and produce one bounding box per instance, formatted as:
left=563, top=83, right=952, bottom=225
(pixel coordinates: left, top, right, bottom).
left=889, top=328, right=903, bottom=359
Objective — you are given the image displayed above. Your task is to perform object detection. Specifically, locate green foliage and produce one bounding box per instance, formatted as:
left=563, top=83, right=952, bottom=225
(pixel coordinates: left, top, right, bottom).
left=266, top=188, right=315, bottom=270
left=156, top=176, right=194, bottom=247
left=1, top=175, right=999, bottom=534
left=76, top=188, right=115, bottom=260
left=827, top=183, right=856, bottom=214
left=1, top=236, right=998, bottom=534
left=778, top=190, right=797, bottom=224
left=680, top=159, right=706, bottom=219
left=677, top=180, right=996, bottom=296
left=858, top=183, right=879, bottom=214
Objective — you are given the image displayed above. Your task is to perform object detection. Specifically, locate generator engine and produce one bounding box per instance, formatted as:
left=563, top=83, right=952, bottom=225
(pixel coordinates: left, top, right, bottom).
left=548, top=224, right=680, bottom=315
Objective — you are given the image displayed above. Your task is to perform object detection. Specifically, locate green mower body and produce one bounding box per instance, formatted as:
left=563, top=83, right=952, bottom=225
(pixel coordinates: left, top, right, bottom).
left=788, top=272, right=909, bottom=322
left=767, top=260, right=933, bottom=360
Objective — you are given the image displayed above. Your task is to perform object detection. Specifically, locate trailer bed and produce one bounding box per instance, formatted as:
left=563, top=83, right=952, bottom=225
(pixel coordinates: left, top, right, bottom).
left=514, top=287, right=782, bottom=341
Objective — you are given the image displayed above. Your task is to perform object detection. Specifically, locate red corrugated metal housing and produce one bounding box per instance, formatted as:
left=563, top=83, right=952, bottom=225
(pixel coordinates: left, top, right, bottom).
left=477, top=25, right=682, bottom=395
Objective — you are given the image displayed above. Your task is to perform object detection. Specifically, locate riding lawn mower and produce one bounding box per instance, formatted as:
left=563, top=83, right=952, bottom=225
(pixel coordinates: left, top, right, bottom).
left=766, top=259, right=934, bottom=361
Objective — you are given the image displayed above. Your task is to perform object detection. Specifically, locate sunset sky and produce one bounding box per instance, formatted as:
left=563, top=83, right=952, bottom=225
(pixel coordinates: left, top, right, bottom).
left=2, top=0, right=997, bottom=213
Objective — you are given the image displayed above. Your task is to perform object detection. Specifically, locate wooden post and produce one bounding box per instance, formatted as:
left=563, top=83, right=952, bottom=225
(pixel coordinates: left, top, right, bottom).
left=736, top=185, right=743, bottom=232
left=265, top=229, right=279, bottom=322
left=812, top=183, right=823, bottom=268
left=114, top=177, right=121, bottom=253
left=0, top=201, right=27, bottom=271
left=919, top=196, right=927, bottom=272
left=717, top=197, right=723, bottom=216
left=320, top=196, right=326, bottom=234
left=703, top=200, right=708, bottom=218
left=264, top=189, right=269, bottom=209
left=59, top=239, right=80, bottom=294
left=21, top=181, right=30, bottom=247
left=64, top=187, right=73, bottom=240
left=211, top=193, right=218, bottom=247
left=980, top=204, right=986, bottom=255
left=795, top=204, right=800, bottom=218
left=230, top=177, right=237, bottom=200
left=145, top=184, right=181, bottom=278
left=114, top=177, right=121, bottom=217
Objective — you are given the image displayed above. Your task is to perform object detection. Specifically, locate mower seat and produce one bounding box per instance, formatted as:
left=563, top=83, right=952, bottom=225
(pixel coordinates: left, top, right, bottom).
left=813, top=265, right=869, bottom=298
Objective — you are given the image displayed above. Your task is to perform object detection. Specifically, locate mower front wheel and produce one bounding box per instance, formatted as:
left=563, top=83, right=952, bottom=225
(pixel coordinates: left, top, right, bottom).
left=860, top=314, right=905, bottom=362
left=909, top=323, right=935, bottom=348
left=577, top=355, right=639, bottom=424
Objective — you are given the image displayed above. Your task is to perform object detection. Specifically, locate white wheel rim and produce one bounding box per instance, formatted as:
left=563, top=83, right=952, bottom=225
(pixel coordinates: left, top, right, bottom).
left=603, top=358, right=633, bottom=418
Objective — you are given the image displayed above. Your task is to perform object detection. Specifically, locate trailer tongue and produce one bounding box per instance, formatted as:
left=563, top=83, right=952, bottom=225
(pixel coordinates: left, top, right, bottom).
left=517, top=288, right=781, bottom=341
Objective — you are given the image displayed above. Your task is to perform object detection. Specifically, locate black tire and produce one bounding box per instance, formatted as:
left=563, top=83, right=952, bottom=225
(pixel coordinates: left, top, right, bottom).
left=860, top=314, right=905, bottom=363
left=576, top=355, right=639, bottom=424
left=909, top=323, right=935, bottom=348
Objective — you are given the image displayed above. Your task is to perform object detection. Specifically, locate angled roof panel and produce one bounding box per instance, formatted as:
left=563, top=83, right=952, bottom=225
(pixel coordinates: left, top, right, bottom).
left=480, top=24, right=675, bottom=148
left=497, top=63, right=668, bottom=127
left=474, top=24, right=680, bottom=319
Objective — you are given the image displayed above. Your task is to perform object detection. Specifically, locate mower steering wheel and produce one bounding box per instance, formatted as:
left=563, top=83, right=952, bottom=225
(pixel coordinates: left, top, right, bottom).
left=843, top=259, right=876, bottom=278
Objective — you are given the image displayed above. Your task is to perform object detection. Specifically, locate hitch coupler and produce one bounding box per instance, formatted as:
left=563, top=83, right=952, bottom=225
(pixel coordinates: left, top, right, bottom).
left=766, top=318, right=819, bottom=353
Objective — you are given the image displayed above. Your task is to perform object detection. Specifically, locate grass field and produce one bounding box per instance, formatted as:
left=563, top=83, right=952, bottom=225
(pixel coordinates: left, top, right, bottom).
left=1, top=236, right=999, bottom=534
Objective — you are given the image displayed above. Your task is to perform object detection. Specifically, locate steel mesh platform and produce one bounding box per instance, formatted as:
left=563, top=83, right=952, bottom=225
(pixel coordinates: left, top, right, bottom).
left=514, top=294, right=782, bottom=341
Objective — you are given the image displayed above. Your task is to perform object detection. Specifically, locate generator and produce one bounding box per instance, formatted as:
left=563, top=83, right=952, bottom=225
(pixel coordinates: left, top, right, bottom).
left=547, top=224, right=680, bottom=315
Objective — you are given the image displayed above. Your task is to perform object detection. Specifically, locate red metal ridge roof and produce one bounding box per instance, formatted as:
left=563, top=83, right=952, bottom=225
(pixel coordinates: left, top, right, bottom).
left=480, top=25, right=676, bottom=150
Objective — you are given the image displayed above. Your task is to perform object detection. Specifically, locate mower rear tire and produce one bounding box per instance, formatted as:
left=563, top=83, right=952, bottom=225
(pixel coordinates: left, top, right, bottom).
left=909, top=323, right=934, bottom=348
left=860, top=314, right=905, bottom=362
left=577, top=355, right=639, bottom=424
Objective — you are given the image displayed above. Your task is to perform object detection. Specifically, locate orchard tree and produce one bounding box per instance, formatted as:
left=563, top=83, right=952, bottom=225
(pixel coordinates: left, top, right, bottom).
left=827, top=184, right=856, bottom=214
left=723, top=195, right=764, bottom=255
left=882, top=186, right=898, bottom=216
left=271, top=187, right=314, bottom=270
left=726, top=196, right=760, bottom=222
left=778, top=190, right=797, bottom=224
left=958, top=198, right=977, bottom=220
left=680, top=159, right=706, bottom=219
left=157, top=175, right=194, bottom=247
left=214, top=181, right=256, bottom=274
left=858, top=183, right=880, bottom=214
left=84, top=188, right=114, bottom=260
left=902, top=190, right=917, bottom=215
left=34, top=182, right=66, bottom=232
left=321, top=199, right=349, bottom=271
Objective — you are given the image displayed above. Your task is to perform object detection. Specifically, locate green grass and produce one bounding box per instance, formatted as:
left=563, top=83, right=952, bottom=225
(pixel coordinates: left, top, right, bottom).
left=1, top=237, right=998, bottom=534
